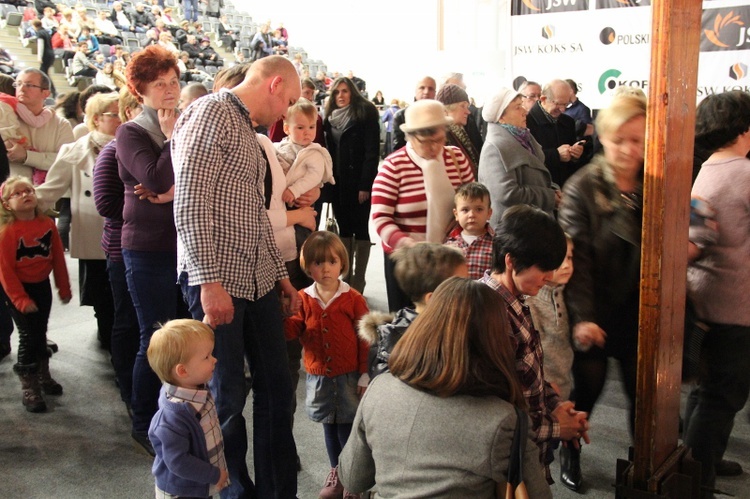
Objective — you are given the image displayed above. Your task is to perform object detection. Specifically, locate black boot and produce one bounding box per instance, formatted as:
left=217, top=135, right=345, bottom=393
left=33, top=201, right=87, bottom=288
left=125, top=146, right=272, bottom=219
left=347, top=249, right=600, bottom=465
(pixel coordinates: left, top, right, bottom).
left=560, top=444, right=582, bottom=492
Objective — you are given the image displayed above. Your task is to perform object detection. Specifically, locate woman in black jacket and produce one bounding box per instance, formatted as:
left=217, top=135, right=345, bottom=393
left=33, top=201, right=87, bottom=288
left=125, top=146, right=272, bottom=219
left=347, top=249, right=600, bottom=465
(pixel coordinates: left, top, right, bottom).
left=557, top=93, right=647, bottom=491
left=324, top=77, right=380, bottom=293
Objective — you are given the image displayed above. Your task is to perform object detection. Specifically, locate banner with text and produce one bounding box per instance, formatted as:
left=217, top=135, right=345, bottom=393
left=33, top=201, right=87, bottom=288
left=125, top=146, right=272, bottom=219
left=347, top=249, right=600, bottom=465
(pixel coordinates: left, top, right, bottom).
left=509, top=0, right=750, bottom=110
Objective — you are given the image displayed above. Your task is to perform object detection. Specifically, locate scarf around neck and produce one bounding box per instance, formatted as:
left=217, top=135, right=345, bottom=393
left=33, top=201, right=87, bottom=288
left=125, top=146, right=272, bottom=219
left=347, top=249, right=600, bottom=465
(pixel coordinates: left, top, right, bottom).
left=405, top=142, right=455, bottom=243
left=500, top=123, right=537, bottom=156
left=131, top=105, right=173, bottom=148
left=328, top=105, right=353, bottom=132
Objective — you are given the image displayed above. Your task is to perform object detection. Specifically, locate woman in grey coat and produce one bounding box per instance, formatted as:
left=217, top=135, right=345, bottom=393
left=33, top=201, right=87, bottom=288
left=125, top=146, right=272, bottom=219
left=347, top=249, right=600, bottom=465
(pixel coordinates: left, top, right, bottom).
left=478, top=88, right=560, bottom=228
left=339, top=278, right=552, bottom=498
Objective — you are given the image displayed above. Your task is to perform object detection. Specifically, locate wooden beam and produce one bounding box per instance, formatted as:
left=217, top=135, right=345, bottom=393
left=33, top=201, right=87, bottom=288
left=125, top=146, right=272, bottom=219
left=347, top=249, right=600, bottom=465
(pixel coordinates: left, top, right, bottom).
left=633, top=0, right=703, bottom=490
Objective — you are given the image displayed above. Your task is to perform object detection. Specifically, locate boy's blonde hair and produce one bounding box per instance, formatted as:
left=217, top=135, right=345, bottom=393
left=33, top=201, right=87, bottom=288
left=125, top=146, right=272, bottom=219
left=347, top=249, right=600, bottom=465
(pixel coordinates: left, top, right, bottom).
left=392, top=243, right=466, bottom=304
left=147, top=319, right=215, bottom=385
left=285, top=99, right=318, bottom=124
left=300, top=231, right=349, bottom=278
left=454, top=181, right=491, bottom=206
left=0, top=176, right=41, bottom=226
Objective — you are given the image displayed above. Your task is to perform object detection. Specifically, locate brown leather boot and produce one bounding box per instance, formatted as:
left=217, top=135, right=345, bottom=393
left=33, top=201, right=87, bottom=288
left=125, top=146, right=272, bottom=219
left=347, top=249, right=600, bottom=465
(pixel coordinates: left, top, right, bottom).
left=19, top=372, right=47, bottom=413
left=38, top=356, right=63, bottom=395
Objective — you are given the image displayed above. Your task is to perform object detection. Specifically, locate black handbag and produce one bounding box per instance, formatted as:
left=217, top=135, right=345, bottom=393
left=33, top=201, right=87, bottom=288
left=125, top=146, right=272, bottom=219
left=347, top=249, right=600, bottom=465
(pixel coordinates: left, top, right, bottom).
left=500, top=407, right=530, bottom=499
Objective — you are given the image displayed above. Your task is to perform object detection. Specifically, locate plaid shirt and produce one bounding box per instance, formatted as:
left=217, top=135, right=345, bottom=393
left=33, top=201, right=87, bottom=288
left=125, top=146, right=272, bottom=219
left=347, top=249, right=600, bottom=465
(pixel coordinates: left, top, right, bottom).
left=479, top=272, right=562, bottom=482
left=172, top=90, right=288, bottom=300
left=443, top=224, right=494, bottom=280
left=163, top=383, right=227, bottom=497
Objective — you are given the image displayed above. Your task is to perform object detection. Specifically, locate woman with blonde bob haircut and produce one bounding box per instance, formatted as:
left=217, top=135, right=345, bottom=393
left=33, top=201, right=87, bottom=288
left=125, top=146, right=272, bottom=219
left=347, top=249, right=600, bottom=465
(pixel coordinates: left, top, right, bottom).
left=339, top=278, right=552, bottom=498
left=557, top=93, right=647, bottom=490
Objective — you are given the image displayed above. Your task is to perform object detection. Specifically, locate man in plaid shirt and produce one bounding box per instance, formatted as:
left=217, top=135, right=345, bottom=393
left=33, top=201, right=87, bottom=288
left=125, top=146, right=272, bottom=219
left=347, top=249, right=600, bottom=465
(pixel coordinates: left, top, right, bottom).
left=479, top=204, right=590, bottom=483
left=444, top=182, right=494, bottom=280
left=172, top=56, right=301, bottom=499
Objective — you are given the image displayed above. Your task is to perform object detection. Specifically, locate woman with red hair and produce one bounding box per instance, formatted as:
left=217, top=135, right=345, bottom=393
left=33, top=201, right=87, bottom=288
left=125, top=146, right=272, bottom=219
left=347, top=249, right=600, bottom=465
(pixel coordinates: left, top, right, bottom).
left=115, top=45, right=180, bottom=456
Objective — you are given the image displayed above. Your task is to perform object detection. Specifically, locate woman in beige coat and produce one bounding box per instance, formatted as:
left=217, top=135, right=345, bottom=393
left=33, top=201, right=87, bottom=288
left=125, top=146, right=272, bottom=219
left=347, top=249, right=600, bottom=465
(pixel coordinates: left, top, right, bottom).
left=35, top=92, right=120, bottom=349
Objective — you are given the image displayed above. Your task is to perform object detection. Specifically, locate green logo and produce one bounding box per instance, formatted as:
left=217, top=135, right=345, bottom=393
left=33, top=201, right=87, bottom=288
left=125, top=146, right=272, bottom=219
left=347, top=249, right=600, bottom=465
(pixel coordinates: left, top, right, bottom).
left=598, top=69, right=622, bottom=93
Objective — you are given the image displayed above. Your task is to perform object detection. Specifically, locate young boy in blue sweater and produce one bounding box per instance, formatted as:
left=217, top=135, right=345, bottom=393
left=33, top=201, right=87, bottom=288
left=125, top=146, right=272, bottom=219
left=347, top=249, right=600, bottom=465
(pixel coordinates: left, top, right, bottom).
left=147, top=319, right=229, bottom=498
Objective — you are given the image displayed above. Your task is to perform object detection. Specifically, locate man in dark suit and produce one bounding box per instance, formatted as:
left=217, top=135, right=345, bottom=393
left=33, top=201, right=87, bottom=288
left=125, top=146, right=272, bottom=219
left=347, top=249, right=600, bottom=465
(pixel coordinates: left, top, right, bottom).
left=526, top=79, right=590, bottom=186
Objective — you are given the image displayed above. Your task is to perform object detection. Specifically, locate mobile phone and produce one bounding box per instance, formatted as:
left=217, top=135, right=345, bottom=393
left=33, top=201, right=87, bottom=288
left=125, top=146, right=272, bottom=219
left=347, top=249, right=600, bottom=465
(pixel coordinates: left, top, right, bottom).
left=575, top=140, right=586, bottom=146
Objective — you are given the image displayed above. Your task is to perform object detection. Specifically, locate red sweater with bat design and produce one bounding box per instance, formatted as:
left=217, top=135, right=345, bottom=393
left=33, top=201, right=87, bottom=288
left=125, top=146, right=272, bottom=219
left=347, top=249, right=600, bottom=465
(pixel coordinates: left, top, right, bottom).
left=0, top=216, right=71, bottom=311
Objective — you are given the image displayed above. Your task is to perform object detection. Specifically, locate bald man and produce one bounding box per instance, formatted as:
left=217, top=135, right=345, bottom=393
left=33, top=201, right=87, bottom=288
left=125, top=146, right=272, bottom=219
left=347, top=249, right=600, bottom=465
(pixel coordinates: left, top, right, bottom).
left=172, top=56, right=301, bottom=499
left=178, top=82, right=208, bottom=112
left=526, top=79, right=589, bottom=186
left=391, top=75, right=437, bottom=151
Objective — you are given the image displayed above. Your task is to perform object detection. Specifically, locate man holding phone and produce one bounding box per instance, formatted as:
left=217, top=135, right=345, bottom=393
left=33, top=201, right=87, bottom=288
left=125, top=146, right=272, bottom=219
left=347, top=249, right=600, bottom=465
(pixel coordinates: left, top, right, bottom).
left=526, top=79, right=591, bottom=186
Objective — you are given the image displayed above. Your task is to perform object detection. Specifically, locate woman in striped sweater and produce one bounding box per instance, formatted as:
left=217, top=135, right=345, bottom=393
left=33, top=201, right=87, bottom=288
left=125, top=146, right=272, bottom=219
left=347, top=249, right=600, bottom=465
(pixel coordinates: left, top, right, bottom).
left=371, top=100, right=474, bottom=312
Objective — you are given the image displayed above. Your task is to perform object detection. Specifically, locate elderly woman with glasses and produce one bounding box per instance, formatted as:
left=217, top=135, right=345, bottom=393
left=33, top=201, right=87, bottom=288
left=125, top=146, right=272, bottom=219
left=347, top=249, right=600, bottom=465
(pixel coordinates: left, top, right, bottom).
left=371, top=99, right=474, bottom=311
left=34, top=91, right=120, bottom=354
left=478, top=88, right=560, bottom=229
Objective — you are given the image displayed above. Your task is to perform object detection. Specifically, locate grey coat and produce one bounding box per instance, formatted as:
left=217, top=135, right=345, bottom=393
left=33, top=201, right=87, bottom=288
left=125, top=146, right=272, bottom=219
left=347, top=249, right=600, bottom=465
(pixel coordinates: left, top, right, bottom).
left=478, top=123, right=556, bottom=229
left=339, top=373, right=552, bottom=498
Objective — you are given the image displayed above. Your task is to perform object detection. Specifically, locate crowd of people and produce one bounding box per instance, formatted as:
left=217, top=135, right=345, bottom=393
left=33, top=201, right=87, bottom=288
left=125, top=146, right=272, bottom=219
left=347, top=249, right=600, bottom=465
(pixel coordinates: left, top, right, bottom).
left=1, top=4, right=749, bottom=499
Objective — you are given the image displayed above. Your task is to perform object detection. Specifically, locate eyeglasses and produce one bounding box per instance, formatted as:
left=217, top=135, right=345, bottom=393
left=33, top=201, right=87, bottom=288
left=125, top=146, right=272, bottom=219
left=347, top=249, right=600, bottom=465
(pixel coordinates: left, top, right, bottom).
left=550, top=99, right=571, bottom=110
left=7, top=188, right=35, bottom=199
left=411, top=134, right=446, bottom=147
left=12, top=81, right=47, bottom=90
left=100, top=112, right=121, bottom=118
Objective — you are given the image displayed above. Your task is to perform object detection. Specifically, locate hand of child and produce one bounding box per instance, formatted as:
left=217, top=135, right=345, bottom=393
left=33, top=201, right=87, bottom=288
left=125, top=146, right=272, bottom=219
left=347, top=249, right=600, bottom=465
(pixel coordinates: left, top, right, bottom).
left=216, top=468, right=229, bottom=491
left=279, top=278, right=299, bottom=315
left=22, top=301, right=38, bottom=314
left=60, top=294, right=71, bottom=304
left=282, top=188, right=296, bottom=204
left=294, top=186, right=321, bottom=208
left=573, top=322, right=607, bottom=351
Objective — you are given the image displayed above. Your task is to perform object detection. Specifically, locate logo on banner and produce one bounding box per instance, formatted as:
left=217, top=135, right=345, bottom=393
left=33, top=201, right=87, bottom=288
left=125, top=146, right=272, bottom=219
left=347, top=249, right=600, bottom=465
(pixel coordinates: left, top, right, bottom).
left=599, top=27, right=650, bottom=45
left=729, top=62, right=748, bottom=80
left=513, top=23, right=584, bottom=55
left=598, top=68, right=649, bottom=94
left=595, top=0, right=650, bottom=9
left=701, top=8, right=750, bottom=51
left=511, top=0, right=588, bottom=16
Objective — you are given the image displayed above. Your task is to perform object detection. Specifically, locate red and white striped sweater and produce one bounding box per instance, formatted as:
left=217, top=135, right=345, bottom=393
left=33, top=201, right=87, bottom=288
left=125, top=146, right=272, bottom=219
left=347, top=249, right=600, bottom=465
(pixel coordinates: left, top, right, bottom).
left=371, top=146, right=475, bottom=253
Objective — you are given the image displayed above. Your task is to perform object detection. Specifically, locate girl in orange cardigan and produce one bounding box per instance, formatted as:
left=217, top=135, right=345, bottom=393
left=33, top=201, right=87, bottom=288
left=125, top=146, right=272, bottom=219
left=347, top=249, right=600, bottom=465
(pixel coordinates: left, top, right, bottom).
left=285, top=231, right=369, bottom=499
left=0, top=176, right=71, bottom=413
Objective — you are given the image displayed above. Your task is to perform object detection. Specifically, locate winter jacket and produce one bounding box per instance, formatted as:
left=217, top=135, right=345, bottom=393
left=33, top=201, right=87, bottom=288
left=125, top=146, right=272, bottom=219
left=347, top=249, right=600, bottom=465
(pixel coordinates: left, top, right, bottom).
left=358, top=307, right=419, bottom=379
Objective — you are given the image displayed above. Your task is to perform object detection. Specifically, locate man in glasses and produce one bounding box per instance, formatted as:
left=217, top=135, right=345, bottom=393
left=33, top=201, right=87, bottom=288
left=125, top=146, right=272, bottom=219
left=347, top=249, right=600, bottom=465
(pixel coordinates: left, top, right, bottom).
left=519, top=80, right=543, bottom=113
left=526, top=79, right=589, bottom=187
left=6, top=69, right=74, bottom=181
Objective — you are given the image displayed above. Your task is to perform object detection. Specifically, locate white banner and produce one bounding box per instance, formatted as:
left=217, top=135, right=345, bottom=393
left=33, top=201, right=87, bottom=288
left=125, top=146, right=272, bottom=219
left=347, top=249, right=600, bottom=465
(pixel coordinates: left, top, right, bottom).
left=509, top=0, right=750, bottom=110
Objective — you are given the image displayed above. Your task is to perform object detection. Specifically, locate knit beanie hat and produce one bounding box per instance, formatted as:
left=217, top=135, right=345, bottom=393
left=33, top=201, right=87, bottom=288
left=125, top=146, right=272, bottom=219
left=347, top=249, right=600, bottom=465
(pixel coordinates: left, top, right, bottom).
left=436, top=84, right=469, bottom=106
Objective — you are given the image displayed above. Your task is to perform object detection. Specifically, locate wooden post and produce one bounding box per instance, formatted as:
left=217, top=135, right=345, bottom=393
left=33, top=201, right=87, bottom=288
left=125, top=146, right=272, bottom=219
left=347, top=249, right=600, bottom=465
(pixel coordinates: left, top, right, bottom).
left=631, top=0, right=702, bottom=492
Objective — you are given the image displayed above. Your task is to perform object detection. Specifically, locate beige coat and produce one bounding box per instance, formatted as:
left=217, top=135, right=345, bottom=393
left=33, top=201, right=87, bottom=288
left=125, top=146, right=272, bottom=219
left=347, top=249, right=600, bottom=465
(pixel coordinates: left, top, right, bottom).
left=35, top=131, right=113, bottom=260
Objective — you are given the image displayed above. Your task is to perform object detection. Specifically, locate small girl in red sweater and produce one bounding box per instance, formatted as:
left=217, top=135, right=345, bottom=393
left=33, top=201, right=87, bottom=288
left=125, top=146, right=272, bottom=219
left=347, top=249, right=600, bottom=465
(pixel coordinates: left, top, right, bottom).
left=285, top=231, right=369, bottom=499
left=0, top=176, right=71, bottom=412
